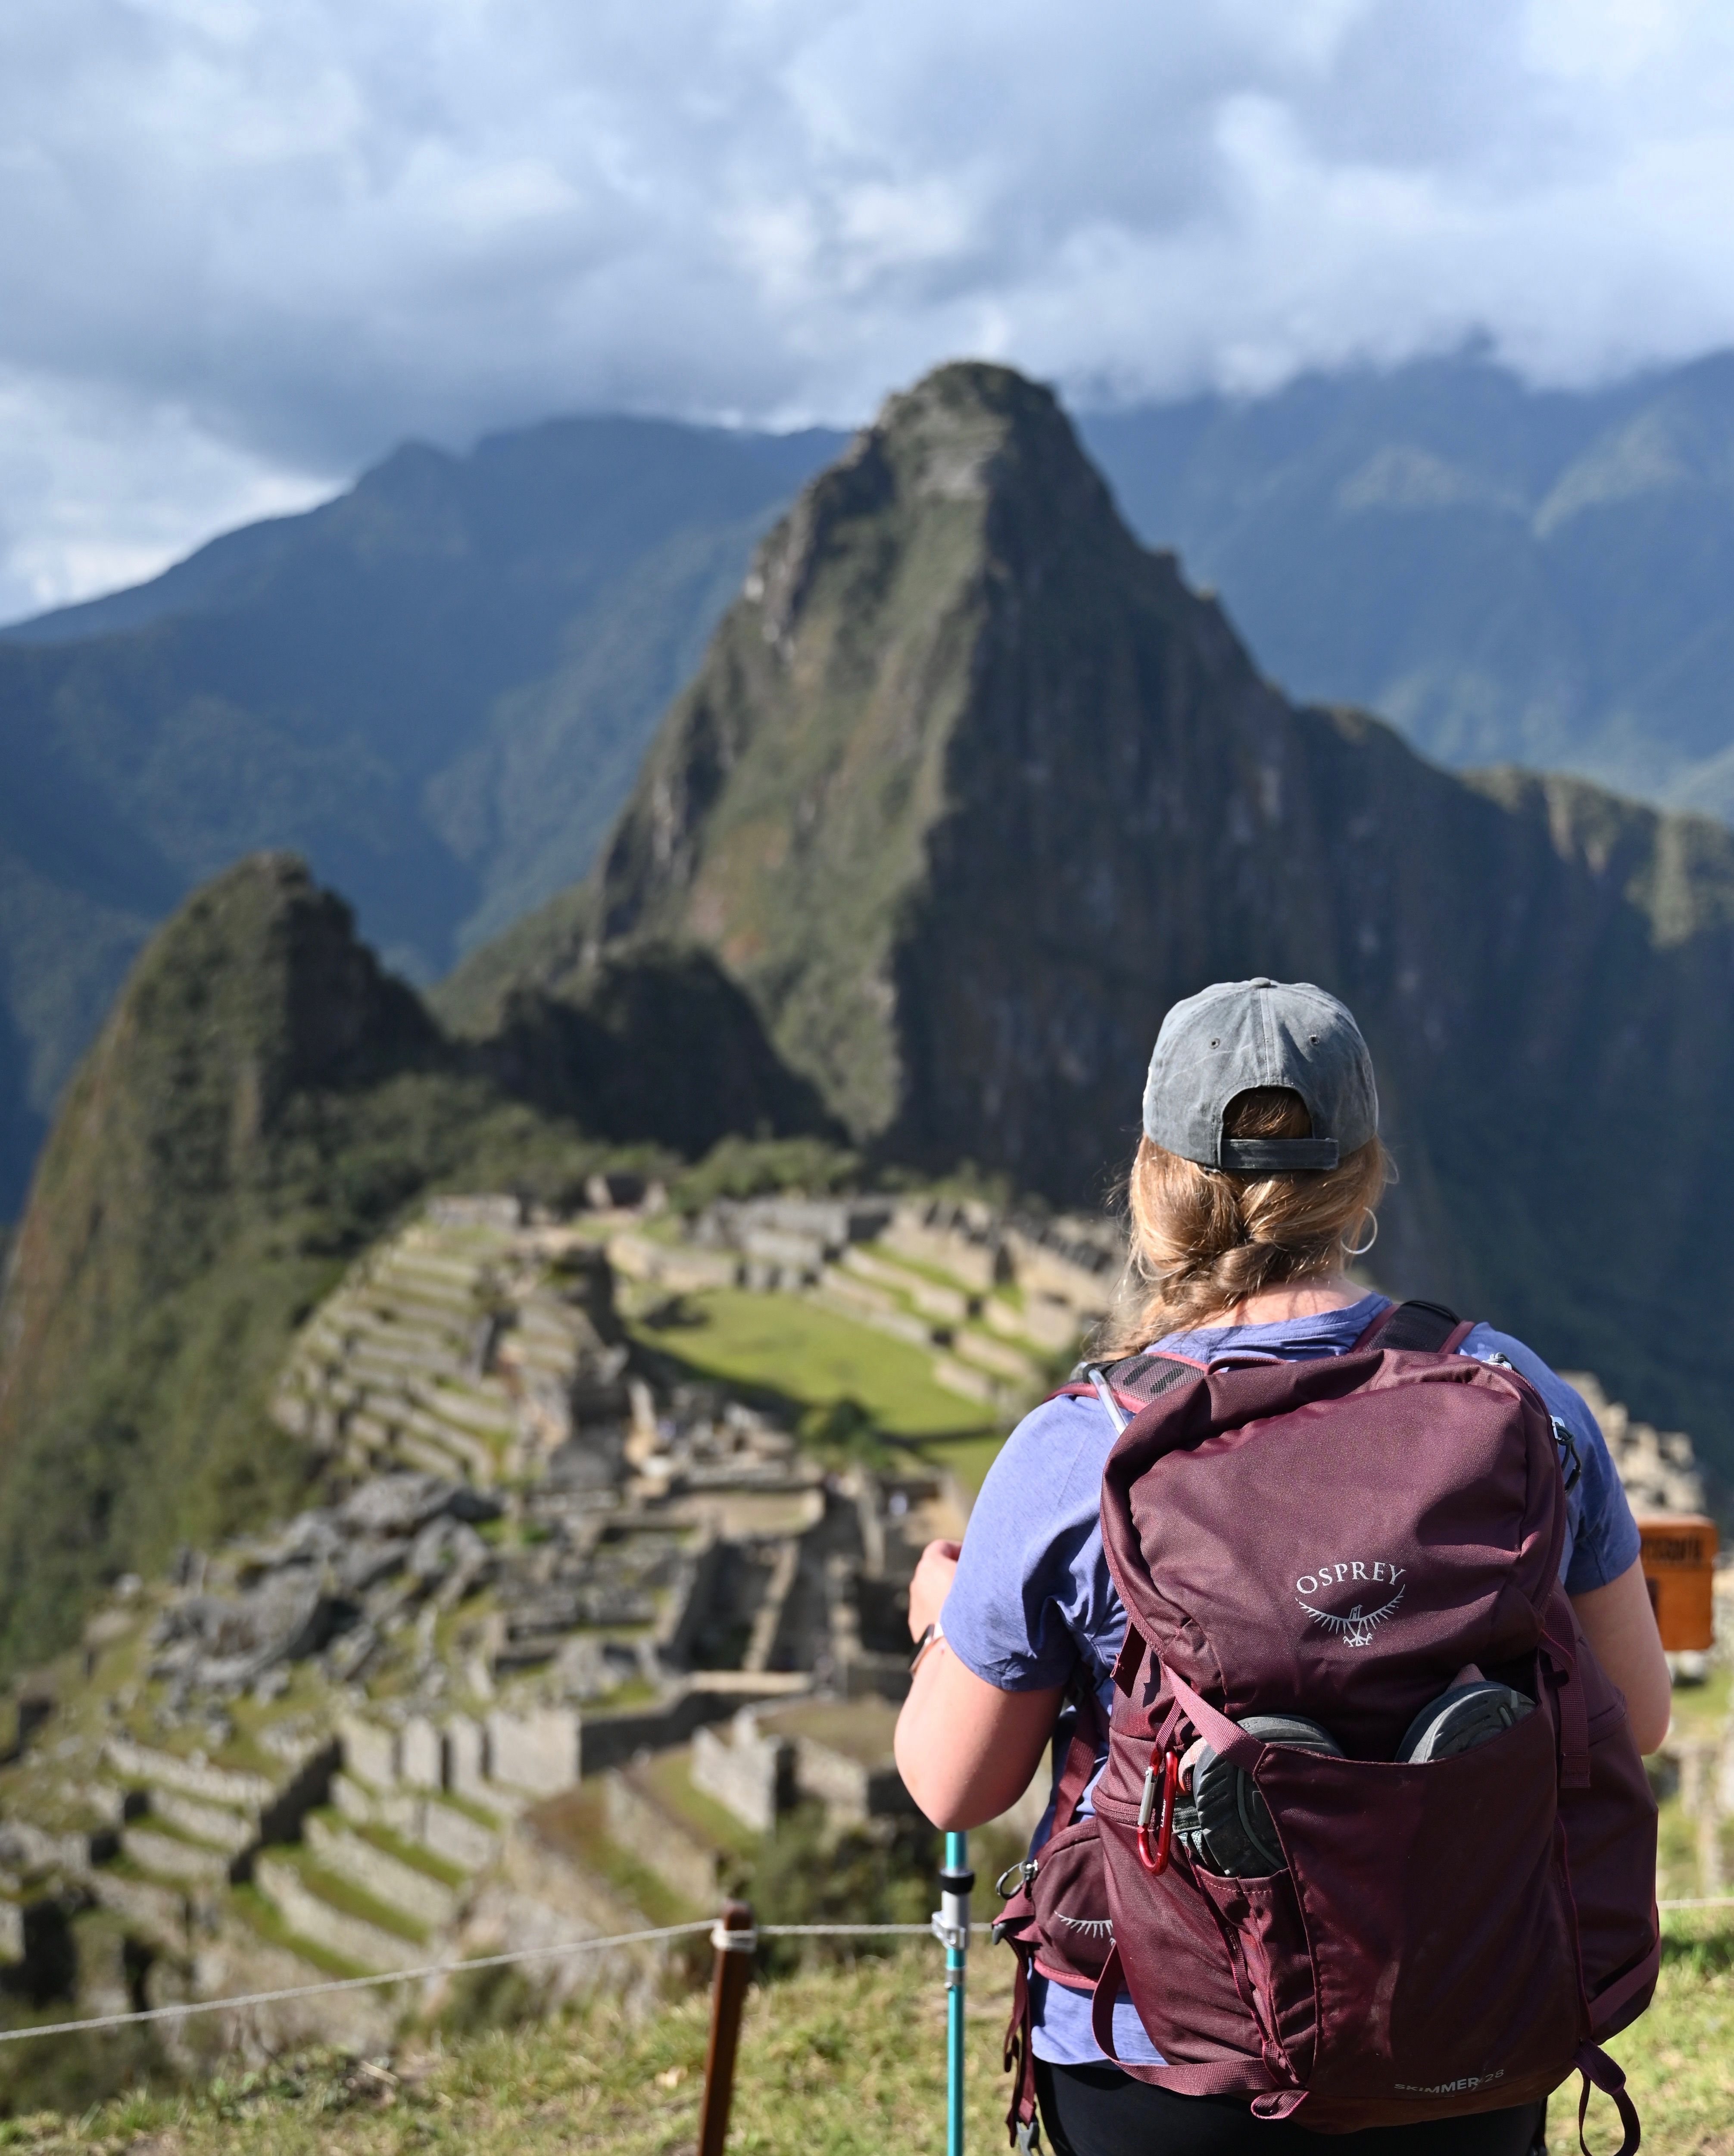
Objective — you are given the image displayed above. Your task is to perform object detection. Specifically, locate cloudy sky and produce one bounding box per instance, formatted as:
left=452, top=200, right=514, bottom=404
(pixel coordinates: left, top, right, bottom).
left=4, top=0, right=1734, bottom=621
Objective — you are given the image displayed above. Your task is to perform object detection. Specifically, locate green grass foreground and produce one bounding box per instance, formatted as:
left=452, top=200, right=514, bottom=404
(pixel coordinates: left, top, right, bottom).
left=6, top=1919, right=1729, bottom=2155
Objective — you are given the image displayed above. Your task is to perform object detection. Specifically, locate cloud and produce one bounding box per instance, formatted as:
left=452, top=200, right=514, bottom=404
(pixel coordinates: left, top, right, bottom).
left=5, top=0, right=1734, bottom=613
left=0, top=372, right=332, bottom=624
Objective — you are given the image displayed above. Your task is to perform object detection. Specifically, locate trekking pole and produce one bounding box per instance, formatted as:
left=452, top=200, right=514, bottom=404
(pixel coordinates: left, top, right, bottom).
left=934, top=1829, right=973, bottom=2156
left=697, top=1899, right=756, bottom=2156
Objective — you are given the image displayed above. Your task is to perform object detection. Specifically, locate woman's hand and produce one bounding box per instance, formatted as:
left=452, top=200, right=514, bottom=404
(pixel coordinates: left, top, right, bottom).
left=908, top=1537, right=961, bottom=1640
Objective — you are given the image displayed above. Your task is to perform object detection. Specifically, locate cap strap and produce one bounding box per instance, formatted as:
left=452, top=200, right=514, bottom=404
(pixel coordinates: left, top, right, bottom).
left=1219, top=1137, right=1339, bottom=1172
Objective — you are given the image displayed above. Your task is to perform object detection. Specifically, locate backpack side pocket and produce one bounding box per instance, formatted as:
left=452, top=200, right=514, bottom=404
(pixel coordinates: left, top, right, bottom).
left=1028, top=1814, right=1115, bottom=1987
left=1562, top=1653, right=1660, bottom=2039
left=1189, top=1862, right=1318, bottom=2086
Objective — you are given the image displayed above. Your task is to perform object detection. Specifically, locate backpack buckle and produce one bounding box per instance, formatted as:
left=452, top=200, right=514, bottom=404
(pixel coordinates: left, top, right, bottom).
left=1135, top=1744, right=1180, bottom=1875
left=995, top=1858, right=1039, bottom=1897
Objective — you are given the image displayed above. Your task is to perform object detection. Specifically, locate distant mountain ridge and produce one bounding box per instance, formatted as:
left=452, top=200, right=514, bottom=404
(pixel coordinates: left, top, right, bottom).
left=10, top=347, right=1734, bottom=1225
left=448, top=362, right=1734, bottom=1481
left=1078, top=349, right=1734, bottom=809
left=0, top=416, right=844, bottom=1213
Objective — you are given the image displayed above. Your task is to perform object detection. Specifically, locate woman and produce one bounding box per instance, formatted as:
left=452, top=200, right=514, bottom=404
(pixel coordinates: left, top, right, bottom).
left=894, top=978, right=1670, bottom=2156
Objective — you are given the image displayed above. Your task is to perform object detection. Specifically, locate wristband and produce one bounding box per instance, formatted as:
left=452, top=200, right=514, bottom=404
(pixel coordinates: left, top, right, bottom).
left=909, top=1619, right=947, bottom=1675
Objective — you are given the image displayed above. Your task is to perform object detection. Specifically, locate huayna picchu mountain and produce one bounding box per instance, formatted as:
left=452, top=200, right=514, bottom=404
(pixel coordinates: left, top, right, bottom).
left=0, top=854, right=828, bottom=1672
left=445, top=361, right=1734, bottom=1477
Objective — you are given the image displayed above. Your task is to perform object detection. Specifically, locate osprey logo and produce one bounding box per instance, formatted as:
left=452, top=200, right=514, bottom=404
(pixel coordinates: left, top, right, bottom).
left=1055, top=1912, right=1113, bottom=1940
left=1296, top=1560, right=1407, bottom=1648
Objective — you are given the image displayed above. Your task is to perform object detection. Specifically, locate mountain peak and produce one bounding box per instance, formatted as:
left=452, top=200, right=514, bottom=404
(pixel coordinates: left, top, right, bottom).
left=747, top=362, right=1127, bottom=653
left=582, top=360, right=1248, bottom=1144
left=0, top=853, right=452, bottom=1665
left=872, top=361, right=1086, bottom=500
left=0, top=851, right=438, bottom=1425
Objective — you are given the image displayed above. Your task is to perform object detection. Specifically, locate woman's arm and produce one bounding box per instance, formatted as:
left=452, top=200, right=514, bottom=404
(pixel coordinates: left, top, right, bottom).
left=893, top=1538, right=1066, bottom=1831
left=1570, top=1556, right=1671, bottom=1755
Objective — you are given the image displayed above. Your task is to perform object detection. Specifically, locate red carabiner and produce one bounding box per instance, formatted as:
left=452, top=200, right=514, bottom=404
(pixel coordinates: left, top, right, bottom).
left=1135, top=1744, right=1179, bottom=1874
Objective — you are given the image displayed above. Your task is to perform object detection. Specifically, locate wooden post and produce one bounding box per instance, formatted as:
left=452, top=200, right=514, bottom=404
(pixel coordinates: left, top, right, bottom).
left=697, top=1900, right=756, bottom=2156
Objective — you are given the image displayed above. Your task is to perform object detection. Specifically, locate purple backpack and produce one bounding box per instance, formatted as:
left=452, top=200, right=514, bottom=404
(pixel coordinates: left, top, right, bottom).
left=996, top=1302, right=1659, bottom=2152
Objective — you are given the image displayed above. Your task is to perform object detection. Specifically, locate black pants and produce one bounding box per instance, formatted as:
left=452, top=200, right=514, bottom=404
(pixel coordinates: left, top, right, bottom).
left=1035, top=2062, right=1546, bottom=2156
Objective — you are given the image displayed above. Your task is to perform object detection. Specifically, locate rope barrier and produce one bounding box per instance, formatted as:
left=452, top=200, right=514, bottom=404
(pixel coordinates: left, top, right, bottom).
left=758, top=1922, right=992, bottom=1937
left=0, top=1922, right=717, bottom=2045
left=0, top=1917, right=993, bottom=2046
left=0, top=1897, right=1725, bottom=2048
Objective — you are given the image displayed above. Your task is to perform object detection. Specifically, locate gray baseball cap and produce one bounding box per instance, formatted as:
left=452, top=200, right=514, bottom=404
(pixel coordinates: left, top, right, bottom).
left=1142, top=978, right=1378, bottom=1172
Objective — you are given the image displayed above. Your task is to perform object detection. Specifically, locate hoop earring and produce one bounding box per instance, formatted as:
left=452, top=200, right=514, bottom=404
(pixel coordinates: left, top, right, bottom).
left=1342, top=1211, right=1378, bottom=1260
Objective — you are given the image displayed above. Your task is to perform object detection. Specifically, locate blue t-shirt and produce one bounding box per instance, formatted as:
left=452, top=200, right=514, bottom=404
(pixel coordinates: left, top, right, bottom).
left=940, top=1293, right=1641, bottom=2069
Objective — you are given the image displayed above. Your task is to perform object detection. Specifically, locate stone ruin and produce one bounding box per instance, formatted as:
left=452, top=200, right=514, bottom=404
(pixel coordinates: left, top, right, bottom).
left=1565, top=1371, right=1709, bottom=1518
left=151, top=1473, right=499, bottom=1709
left=268, top=1203, right=632, bottom=1486
left=0, top=1195, right=964, bottom=2051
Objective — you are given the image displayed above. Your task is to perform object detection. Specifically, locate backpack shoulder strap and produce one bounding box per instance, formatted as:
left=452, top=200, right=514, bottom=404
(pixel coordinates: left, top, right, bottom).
left=1060, top=1352, right=1197, bottom=1434
left=1353, top=1298, right=1476, bottom=1354
left=1105, top=1350, right=1204, bottom=1400
left=1051, top=1685, right=1107, bottom=1831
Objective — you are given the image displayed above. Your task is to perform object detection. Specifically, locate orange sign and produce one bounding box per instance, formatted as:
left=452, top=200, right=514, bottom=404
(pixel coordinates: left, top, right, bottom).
left=1634, top=1514, right=1718, bottom=1653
